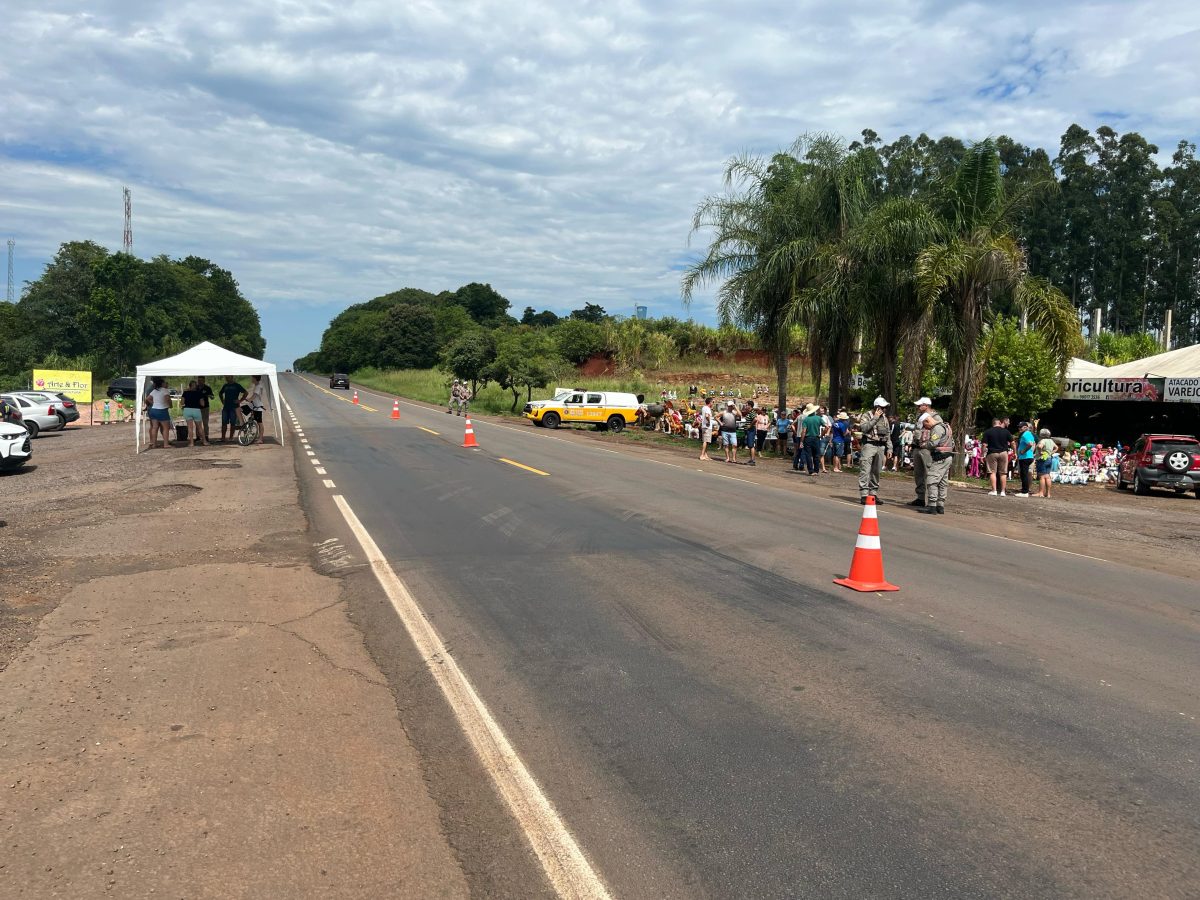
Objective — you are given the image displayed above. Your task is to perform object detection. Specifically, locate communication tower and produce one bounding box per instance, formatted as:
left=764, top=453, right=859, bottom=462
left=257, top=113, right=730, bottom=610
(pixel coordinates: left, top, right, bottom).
left=123, top=187, right=133, bottom=252
left=6, top=240, right=13, bottom=302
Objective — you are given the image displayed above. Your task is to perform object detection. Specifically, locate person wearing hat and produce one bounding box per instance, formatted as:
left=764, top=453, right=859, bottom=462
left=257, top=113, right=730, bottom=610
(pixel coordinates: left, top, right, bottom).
left=447, top=379, right=462, bottom=414
left=830, top=410, right=851, bottom=472
left=797, top=402, right=824, bottom=476
left=916, top=411, right=954, bottom=514
left=857, top=397, right=893, bottom=503
left=1014, top=421, right=1036, bottom=496
left=908, top=397, right=934, bottom=506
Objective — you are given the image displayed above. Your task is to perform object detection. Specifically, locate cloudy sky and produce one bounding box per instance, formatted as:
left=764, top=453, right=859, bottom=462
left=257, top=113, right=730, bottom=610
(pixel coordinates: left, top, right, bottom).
left=3, top=1, right=1198, bottom=366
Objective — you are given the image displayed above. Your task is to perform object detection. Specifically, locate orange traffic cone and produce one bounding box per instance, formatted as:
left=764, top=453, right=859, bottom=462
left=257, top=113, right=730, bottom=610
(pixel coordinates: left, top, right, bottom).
left=833, top=496, right=899, bottom=592
left=391, top=399, right=400, bottom=420
left=352, top=390, right=359, bottom=405
left=462, top=415, right=478, bottom=448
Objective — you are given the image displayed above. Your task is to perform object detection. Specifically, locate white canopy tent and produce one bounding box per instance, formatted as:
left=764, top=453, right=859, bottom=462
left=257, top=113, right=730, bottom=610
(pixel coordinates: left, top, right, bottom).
left=1101, top=342, right=1200, bottom=379
left=134, top=341, right=284, bottom=452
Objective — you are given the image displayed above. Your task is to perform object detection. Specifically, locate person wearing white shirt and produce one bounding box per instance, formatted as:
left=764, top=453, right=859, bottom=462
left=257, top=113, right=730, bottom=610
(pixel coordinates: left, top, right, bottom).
left=245, top=374, right=267, bottom=445
left=144, top=377, right=173, bottom=449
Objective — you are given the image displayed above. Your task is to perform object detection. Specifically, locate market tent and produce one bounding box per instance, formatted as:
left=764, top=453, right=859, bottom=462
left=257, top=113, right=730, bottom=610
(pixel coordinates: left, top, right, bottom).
left=134, top=341, right=284, bottom=452
left=1101, top=342, right=1200, bottom=378
left=1066, top=356, right=1111, bottom=378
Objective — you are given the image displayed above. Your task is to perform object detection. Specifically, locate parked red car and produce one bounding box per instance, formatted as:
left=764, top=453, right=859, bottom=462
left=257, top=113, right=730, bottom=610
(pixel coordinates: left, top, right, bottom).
left=1117, top=434, right=1200, bottom=497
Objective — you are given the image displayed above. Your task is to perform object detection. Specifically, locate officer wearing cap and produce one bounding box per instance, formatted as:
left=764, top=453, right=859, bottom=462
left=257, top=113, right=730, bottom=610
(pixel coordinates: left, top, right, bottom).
left=857, top=396, right=892, bottom=504
left=917, top=411, right=954, bottom=514
left=908, top=396, right=933, bottom=506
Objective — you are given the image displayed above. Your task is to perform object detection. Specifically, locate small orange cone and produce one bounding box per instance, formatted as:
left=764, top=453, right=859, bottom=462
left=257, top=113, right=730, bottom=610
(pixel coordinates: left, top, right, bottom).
left=352, top=390, right=359, bottom=405
left=391, top=399, right=400, bottom=420
left=833, top=496, right=899, bottom=592
left=462, top=415, right=478, bottom=448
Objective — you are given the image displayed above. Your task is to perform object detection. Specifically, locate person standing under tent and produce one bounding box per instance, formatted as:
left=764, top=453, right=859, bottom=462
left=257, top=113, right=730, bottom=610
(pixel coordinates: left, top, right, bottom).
left=144, top=377, right=173, bottom=450
left=219, top=375, right=246, bottom=443
left=196, top=375, right=214, bottom=443
left=245, top=374, right=267, bottom=445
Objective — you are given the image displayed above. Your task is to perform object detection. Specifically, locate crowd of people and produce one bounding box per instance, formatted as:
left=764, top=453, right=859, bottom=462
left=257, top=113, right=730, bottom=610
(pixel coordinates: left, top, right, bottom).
left=141, top=374, right=268, bottom=449
left=645, top=388, right=1132, bottom=513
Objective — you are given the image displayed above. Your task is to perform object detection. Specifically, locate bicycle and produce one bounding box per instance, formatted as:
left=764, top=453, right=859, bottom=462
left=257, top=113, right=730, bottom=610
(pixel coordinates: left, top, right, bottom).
left=233, top=404, right=260, bottom=446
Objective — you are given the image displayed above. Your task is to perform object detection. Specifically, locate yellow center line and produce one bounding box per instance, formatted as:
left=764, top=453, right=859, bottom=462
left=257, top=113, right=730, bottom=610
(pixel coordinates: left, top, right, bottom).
left=359, top=404, right=378, bottom=412
left=417, top=426, right=440, bottom=435
left=498, top=457, right=550, bottom=476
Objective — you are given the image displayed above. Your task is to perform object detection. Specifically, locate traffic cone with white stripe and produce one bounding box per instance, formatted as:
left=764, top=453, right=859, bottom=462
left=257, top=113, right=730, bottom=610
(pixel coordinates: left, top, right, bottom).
left=391, top=399, right=400, bottom=420
left=462, top=415, right=478, bottom=448
left=833, top=496, right=899, bottom=592
left=352, top=390, right=359, bottom=405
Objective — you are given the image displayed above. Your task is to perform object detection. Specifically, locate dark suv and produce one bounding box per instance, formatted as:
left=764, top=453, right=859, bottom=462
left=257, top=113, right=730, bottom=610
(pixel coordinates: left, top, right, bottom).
left=329, top=373, right=350, bottom=390
left=1117, top=434, right=1200, bottom=497
left=106, top=376, right=141, bottom=399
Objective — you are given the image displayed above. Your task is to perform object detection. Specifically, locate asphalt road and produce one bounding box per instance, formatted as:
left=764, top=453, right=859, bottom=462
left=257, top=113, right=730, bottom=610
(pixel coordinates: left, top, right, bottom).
left=281, top=374, right=1199, bottom=900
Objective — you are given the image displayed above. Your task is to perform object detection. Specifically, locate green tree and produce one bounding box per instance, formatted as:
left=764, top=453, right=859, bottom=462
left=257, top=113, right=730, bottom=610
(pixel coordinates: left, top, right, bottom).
left=568, top=302, right=607, bottom=323
left=1091, top=331, right=1161, bottom=366
left=17, top=240, right=109, bottom=357
left=440, top=330, right=496, bottom=395
left=913, top=140, right=1082, bottom=467
left=551, top=318, right=605, bottom=365
left=81, top=252, right=148, bottom=374
left=488, top=330, right=568, bottom=411
left=379, top=305, right=438, bottom=369
left=977, top=317, right=1062, bottom=422
left=454, top=282, right=511, bottom=325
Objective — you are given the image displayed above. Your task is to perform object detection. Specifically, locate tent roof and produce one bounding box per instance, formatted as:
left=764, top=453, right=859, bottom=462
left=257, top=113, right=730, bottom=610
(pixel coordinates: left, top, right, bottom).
left=1103, top=342, right=1200, bottom=378
left=136, top=341, right=276, bottom=377
left=1066, top=357, right=1110, bottom=378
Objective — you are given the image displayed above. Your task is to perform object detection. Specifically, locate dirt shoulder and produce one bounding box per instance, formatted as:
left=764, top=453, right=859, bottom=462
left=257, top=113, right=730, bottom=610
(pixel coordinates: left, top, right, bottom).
left=0, top=425, right=467, bottom=898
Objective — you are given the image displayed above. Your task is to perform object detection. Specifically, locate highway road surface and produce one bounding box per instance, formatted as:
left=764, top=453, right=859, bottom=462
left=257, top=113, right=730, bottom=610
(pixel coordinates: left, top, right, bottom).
left=280, top=373, right=1199, bottom=899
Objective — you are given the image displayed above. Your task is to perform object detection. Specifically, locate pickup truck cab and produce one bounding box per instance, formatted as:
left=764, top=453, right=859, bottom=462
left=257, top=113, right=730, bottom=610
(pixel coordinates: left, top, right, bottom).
left=524, top=390, right=639, bottom=432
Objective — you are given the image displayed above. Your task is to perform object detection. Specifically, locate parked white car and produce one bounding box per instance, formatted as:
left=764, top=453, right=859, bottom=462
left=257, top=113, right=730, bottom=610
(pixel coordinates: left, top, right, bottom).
left=0, top=393, right=66, bottom=438
left=0, top=419, right=32, bottom=470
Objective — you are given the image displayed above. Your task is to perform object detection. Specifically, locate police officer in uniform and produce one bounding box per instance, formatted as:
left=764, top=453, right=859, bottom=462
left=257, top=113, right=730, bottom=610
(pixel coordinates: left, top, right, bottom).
left=907, top=397, right=933, bottom=506
left=857, top=396, right=892, bottom=504
left=918, top=412, right=954, bottom=514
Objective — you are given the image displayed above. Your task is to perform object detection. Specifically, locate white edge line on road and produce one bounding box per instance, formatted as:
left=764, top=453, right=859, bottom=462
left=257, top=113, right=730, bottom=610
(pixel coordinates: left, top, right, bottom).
left=331, top=494, right=612, bottom=900
left=987, top=533, right=1108, bottom=562
left=310, top=458, right=321, bottom=466
left=323, top=479, right=336, bottom=488
left=315, top=467, right=326, bottom=475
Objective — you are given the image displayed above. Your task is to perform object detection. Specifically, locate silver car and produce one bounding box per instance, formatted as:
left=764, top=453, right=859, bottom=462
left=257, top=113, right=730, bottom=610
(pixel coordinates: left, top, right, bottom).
left=11, top=391, right=82, bottom=426
left=0, top=393, right=66, bottom=438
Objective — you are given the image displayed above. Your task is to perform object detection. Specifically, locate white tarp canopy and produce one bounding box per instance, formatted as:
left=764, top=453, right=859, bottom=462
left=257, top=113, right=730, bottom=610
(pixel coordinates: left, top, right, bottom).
left=134, top=341, right=284, bottom=452
left=1102, top=342, right=1200, bottom=379
left=1065, top=356, right=1111, bottom=378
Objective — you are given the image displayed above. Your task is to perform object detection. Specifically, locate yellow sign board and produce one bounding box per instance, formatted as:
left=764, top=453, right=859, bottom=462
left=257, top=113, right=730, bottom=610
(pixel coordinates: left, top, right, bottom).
left=33, top=369, right=93, bottom=403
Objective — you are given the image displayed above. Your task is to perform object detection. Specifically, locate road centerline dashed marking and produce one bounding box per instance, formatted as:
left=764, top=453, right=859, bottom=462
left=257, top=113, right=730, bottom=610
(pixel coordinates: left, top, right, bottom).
left=323, top=479, right=336, bottom=488
left=315, top=467, right=326, bottom=475
left=499, top=457, right=550, bottom=476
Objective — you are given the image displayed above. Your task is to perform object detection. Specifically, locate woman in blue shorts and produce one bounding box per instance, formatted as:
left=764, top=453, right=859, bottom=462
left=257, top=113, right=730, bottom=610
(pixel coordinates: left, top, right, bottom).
left=144, top=377, right=174, bottom=449
left=180, top=380, right=208, bottom=447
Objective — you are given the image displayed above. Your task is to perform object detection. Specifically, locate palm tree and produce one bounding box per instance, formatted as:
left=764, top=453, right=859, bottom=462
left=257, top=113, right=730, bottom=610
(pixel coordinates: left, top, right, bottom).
left=771, top=136, right=881, bottom=412
left=914, top=140, right=1081, bottom=468
left=683, top=152, right=806, bottom=412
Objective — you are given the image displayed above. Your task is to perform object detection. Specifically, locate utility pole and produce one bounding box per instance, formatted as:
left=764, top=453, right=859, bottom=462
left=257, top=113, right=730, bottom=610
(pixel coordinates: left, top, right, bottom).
left=6, top=239, right=13, bottom=303
left=123, top=187, right=133, bottom=253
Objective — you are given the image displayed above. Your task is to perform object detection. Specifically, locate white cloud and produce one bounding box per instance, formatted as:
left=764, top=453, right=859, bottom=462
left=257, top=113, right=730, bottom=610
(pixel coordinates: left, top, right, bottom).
left=2, top=0, right=1198, bottom=364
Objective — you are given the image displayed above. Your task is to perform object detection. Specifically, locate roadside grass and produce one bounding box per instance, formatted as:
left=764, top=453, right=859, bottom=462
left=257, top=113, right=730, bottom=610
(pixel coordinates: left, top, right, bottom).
left=351, top=365, right=823, bottom=417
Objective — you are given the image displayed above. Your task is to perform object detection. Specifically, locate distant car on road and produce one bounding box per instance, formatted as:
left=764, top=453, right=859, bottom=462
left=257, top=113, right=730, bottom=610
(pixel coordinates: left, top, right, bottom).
left=0, top=393, right=65, bottom=438
left=1117, top=434, right=1200, bottom=497
left=0, top=419, right=32, bottom=471
left=16, top=391, right=80, bottom=426
left=330, top=373, right=350, bottom=390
